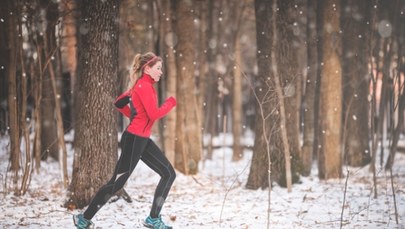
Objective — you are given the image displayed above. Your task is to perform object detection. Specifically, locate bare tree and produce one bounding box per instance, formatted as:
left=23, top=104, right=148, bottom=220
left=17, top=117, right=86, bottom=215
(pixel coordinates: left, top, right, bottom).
left=195, top=0, right=208, bottom=148
left=232, top=33, right=244, bottom=161
left=384, top=0, right=405, bottom=170
left=301, top=0, right=319, bottom=176
left=5, top=0, right=20, bottom=188
left=158, top=0, right=177, bottom=165
left=5, top=0, right=19, bottom=162
left=341, top=0, right=371, bottom=167
left=204, top=0, right=221, bottom=160
left=318, top=0, right=342, bottom=179
left=246, top=0, right=273, bottom=190
left=271, top=0, right=300, bottom=189
left=3, top=0, right=34, bottom=195
left=17, top=0, right=32, bottom=195
left=247, top=0, right=301, bottom=191
left=229, top=1, right=245, bottom=161
left=172, top=0, right=202, bottom=175
left=67, top=0, right=120, bottom=208
left=39, top=0, right=60, bottom=161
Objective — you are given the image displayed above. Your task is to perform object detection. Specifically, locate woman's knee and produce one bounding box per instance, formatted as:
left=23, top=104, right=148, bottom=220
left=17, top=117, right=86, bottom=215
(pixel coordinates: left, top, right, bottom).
left=169, top=168, right=176, bottom=182
left=164, top=166, right=176, bottom=183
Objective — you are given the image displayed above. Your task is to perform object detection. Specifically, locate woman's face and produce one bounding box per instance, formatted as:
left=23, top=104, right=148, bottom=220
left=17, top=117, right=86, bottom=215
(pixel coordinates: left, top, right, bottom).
left=145, top=61, right=163, bottom=82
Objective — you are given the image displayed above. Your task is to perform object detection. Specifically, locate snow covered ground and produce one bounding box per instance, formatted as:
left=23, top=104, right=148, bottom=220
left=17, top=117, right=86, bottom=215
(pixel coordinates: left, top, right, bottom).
left=0, top=132, right=404, bottom=229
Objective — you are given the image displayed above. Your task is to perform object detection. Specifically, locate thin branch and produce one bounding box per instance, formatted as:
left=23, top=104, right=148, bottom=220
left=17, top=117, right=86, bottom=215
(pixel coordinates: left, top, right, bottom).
left=240, top=61, right=273, bottom=229
left=219, top=153, right=251, bottom=226
left=389, top=168, right=399, bottom=224
left=271, top=0, right=292, bottom=193
left=340, top=169, right=350, bottom=229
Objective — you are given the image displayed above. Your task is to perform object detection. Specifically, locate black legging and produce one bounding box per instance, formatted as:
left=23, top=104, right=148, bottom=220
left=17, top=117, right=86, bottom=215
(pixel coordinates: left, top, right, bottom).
left=83, top=131, right=176, bottom=220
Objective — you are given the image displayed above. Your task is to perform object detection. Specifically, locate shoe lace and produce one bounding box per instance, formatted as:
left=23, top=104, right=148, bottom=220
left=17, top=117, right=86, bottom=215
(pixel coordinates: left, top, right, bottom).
left=78, top=216, right=91, bottom=229
left=153, top=216, right=166, bottom=229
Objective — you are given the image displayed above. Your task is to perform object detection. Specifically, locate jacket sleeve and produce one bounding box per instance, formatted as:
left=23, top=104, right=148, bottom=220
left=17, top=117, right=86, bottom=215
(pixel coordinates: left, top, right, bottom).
left=114, top=91, right=131, bottom=118
left=135, top=84, right=176, bottom=121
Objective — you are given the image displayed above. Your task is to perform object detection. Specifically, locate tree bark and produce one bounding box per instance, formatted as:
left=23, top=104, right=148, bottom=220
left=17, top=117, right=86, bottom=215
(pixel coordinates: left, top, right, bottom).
left=301, top=0, right=318, bottom=176
left=67, top=0, right=120, bottom=208
left=0, top=1, right=8, bottom=136
left=227, top=0, right=245, bottom=162
left=17, top=1, right=32, bottom=195
left=318, top=0, right=342, bottom=179
left=385, top=0, right=404, bottom=169
left=232, top=35, right=243, bottom=161
left=173, top=0, right=202, bottom=175
left=40, top=0, right=59, bottom=161
left=196, top=0, right=208, bottom=145
left=204, top=0, right=220, bottom=160
left=246, top=0, right=273, bottom=190
left=61, top=0, right=77, bottom=132
left=342, top=0, right=371, bottom=167
left=159, top=0, right=177, bottom=165
left=6, top=0, right=20, bottom=173
left=272, top=0, right=300, bottom=189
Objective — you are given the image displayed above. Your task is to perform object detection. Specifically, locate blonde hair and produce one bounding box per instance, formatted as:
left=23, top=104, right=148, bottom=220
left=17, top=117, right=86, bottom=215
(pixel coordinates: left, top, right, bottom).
left=127, top=52, right=162, bottom=90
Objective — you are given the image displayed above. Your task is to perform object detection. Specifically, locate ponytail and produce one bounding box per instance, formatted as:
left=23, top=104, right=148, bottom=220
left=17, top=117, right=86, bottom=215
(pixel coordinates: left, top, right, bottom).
left=127, top=54, right=142, bottom=90
left=127, top=52, right=162, bottom=90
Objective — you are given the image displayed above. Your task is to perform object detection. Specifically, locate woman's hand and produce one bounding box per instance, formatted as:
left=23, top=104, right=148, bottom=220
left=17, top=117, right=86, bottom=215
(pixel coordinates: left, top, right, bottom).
left=166, top=96, right=177, bottom=107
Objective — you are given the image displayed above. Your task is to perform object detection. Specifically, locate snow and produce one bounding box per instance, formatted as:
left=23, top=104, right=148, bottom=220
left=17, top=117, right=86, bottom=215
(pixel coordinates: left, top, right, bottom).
left=0, top=132, right=404, bottom=229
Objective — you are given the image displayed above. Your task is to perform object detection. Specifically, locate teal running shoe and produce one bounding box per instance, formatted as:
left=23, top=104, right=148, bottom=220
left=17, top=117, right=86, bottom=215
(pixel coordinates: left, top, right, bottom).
left=143, top=215, right=172, bottom=229
left=73, top=214, right=94, bottom=229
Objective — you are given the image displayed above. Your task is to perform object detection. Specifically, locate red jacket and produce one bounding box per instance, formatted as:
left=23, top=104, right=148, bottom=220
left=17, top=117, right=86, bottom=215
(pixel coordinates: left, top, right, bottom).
left=114, top=74, right=176, bottom=137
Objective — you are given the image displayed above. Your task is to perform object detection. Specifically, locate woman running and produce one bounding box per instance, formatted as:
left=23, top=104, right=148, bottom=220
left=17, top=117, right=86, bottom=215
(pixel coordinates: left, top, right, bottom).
left=73, top=52, right=176, bottom=229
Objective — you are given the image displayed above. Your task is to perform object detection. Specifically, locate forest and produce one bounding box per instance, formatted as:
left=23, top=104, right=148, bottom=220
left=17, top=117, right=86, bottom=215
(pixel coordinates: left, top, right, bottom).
left=0, top=0, right=404, bottom=228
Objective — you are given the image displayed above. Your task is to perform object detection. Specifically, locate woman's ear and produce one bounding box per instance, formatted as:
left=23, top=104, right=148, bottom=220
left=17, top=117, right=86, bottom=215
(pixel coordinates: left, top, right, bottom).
left=144, top=65, right=151, bottom=74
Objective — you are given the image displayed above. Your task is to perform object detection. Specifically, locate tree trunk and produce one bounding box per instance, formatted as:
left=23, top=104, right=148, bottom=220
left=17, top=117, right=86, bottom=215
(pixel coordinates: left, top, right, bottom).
left=33, top=37, right=44, bottom=172
left=272, top=0, right=300, bottom=188
left=385, top=82, right=404, bottom=169
left=173, top=0, right=202, bottom=175
left=61, top=0, right=77, bottom=80
left=196, top=0, right=208, bottom=145
left=48, top=49, right=69, bottom=187
left=248, top=0, right=301, bottom=189
left=160, top=0, right=177, bottom=165
left=342, top=0, right=371, bottom=167
left=17, top=1, right=32, bottom=195
left=40, top=77, right=58, bottom=160
left=61, top=0, right=77, bottom=132
left=318, top=0, right=342, bottom=180
left=225, top=0, right=245, bottom=162
left=385, top=0, right=404, bottom=169
left=301, top=0, right=318, bottom=176
left=0, top=1, right=8, bottom=136
left=6, top=0, right=20, bottom=173
left=246, top=0, right=273, bottom=190
left=204, top=0, right=220, bottom=160
left=40, top=0, right=59, bottom=161
left=232, top=35, right=243, bottom=161
left=67, top=0, right=120, bottom=208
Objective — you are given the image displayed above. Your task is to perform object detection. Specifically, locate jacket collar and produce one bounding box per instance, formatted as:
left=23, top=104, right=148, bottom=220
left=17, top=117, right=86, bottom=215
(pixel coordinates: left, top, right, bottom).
left=141, top=73, right=155, bottom=84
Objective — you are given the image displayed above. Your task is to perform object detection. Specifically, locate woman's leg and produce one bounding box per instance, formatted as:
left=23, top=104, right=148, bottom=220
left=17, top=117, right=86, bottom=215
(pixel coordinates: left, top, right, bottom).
left=83, top=132, right=149, bottom=219
left=141, top=139, right=176, bottom=218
